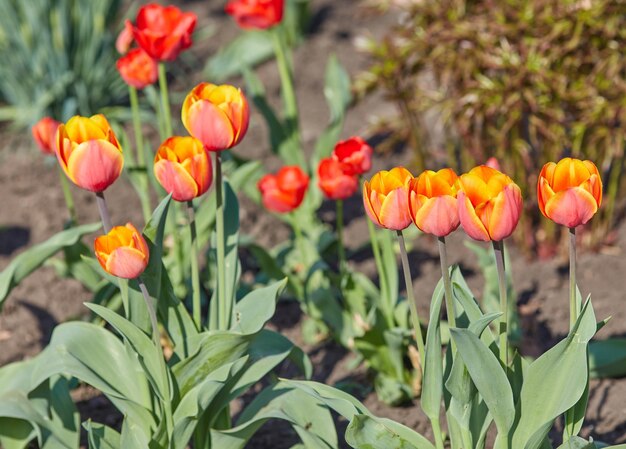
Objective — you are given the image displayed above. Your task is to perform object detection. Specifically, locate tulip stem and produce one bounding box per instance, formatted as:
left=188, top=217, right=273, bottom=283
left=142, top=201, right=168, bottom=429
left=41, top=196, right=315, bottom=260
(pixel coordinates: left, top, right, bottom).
left=129, top=85, right=153, bottom=223
left=158, top=63, right=173, bottom=137
left=336, top=200, right=347, bottom=277
left=493, top=240, right=508, bottom=367
left=58, top=166, right=77, bottom=226
left=569, top=227, right=578, bottom=329
left=187, top=201, right=202, bottom=330
left=95, top=192, right=112, bottom=233
left=396, top=230, right=425, bottom=373
left=215, top=153, right=229, bottom=330
left=431, top=418, right=445, bottom=449
left=438, top=236, right=456, bottom=354
left=367, top=218, right=393, bottom=327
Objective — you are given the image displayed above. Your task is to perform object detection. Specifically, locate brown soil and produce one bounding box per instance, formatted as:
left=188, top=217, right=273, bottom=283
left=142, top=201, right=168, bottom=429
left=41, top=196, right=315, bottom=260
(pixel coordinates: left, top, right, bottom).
left=1, top=0, right=625, bottom=447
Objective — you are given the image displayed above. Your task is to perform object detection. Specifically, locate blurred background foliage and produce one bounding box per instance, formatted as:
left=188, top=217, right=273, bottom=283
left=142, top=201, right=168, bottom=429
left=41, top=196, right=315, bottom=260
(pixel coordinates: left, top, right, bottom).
left=0, top=0, right=127, bottom=127
left=356, top=0, right=626, bottom=252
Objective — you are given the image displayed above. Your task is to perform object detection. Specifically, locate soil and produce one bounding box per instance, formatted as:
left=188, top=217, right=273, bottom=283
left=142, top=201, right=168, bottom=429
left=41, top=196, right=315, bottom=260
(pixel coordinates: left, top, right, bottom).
left=1, top=0, right=625, bottom=448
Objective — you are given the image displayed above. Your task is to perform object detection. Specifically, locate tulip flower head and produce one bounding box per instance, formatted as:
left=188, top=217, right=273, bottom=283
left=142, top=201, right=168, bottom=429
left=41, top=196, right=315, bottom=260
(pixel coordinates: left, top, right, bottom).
left=32, top=117, right=61, bottom=155
left=317, top=157, right=359, bottom=200
left=116, top=48, right=158, bottom=89
left=457, top=165, right=522, bottom=242
left=55, top=115, right=124, bottom=193
left=154, top=136, right=213, bottom=202
left=408, top=168, right=460, bottom=237
left=258, top=166, right=309, bottom=213
left=116, top=20, right=134, bottom=54
left=95, top=223, right=150, bottom=279
left=225, top=0, right=284, bottom=30
left=131, top=4, right=197, bottom=62
left=332, top=136, right=373, bottom=176
left=362, top=167, right=413, bottom=231
left=182, top=83, right=250, bottom=151
left=537, top=158, right=602, bottom=228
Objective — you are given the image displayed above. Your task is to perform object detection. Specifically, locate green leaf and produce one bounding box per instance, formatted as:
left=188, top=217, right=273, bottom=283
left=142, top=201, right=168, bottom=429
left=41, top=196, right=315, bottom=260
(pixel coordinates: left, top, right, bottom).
left=83, top=421, right=120, bottom=449
left=205, top=31, right=274, bottom=82
left=346, top=414, right=420, bottom=449
left=421, top=278, right=445, bottom=421
left=0, top=222, right=101, bottom=311
left=589, top=339, right=626, bottom=378
left=556, top=436, right=597, bottom=449
left=230, top=279, right=287, bottom=334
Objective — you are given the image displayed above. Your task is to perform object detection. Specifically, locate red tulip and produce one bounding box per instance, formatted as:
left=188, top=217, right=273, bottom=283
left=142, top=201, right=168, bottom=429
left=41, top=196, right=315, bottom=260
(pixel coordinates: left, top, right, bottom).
left=55, top=115, right=123, bottom=192
left=537, top=158, right=602, bottom=228
left=32, top=117, right=61, bottom=155
left=225, top=0, right=284, bottom=30
left=116, top=48, right=158, bottom=89
left=258, top=166, right=309, bottom=213
left=317, top=157, right=359, bottom=200
left=154, top=136, right=212, bottom=202
left=132, top=4, right=197, bottom=62
left=362, top=167, right=413, bottom=230
left=408, top=168, right=460, bottom=237
left=182, top=83, right=250, bottom=151
left=332, top=136, right=373, bottom=176
left=95, top=223, right=149, bottom=279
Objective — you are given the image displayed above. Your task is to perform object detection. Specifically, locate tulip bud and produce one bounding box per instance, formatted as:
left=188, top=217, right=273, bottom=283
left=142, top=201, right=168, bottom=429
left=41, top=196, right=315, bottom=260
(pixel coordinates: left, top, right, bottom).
left=537, top=158, right=602, bottom=228
left=225, top=0, right=284, bottom=30
left=317, top=157, right=359, bottom=200
left=258, top=166, right=309, bottom=213
left=55, top=115, right=124, bottom=192
left=154, top=136, right=213, bottom=202
left=332, top=136, right=373, bottom=176
left=362, top=167, right=413, bottom=231
left=182, top=83, right=250, bottom=152
left=95, top=223, right=150, bottom=279
left=115, top=20, right=134, bottom=54
left=32, top=117, right=61, bottom=155
left=408, top=168, right=460, bottom=237
left=116, top=48, right=158, bottom=89
left=457, top=165, right=522, bottom=241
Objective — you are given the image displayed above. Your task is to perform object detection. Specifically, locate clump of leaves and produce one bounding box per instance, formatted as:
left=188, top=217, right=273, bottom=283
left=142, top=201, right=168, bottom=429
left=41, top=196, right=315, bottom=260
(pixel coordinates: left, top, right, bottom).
left=356, top=0, right=626, bottom=251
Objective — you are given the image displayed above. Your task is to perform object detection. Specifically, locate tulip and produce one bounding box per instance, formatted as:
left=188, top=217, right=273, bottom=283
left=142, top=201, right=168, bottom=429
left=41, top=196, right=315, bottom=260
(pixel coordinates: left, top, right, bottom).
left=408, top=168, right=460, bottom=237
left=154, top=136, right=212, bottom=202
left=56, top=115, right=124, bottom=193
left=317, top=157, right=359, bottom=200
left=32, top=117, right=61, bottom=155
left=537, top=158, right=602, bottom=228
left=332, top=136, right=373, bottom=176
left=95, top=223, right=150, bottom=279
left=116, top=48, right=158, bottom=89
left=457, top=165, right=522, bottom=242
left=225, top=0, right=284, bottom=30
left=115, top=20, right=134, bottom=54
left=258, top=166, right=309, bottom=213
left=131, top=4, right=197, bottom=62
left=362, top=167, right=413, bottom=231
left=182, top=83, right=250, bottom=151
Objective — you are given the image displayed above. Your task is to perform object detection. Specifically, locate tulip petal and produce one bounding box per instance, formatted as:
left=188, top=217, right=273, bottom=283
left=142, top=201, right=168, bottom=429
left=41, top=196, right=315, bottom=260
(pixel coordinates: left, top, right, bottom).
left=185, top=100, right=234, bottom=151
left=363, top=184, right=382, bottom=227
left=459, top=173, right=490, bottom=207
left=378, top=188, right=411, bottom=230
left=458, top=191, right=491, bottom=241
left=67, top=140, right=123, bottom=192
left=537, top=176, right=555, bottom=218
left=154, top=159, right=199, bottom=202
left=488, top=184, right=522, bottom=241
left=413, top=196, right=459, bottom=237
left=544, top=187, right=598, bottom=228
left=106, top=247, right=148, bottom=279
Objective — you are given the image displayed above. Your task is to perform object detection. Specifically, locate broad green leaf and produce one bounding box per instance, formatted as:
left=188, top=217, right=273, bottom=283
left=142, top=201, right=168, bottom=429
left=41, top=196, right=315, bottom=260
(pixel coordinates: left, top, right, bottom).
left=230, top=279, right=286, bottom=334
left=421, top=278, right=445, bottom=421
left=83, top=421, right=120, bottom=449
left=556, top=436, right=596, bottom=449
left=0, top=417, right=35, bottom=449
left=205, top=31, right=274, bottom=82
left=589, top=339, right=626, bottom=378
left=0, top=222, right=101, bottom=311
left=346, top=414, right=419, bottom=449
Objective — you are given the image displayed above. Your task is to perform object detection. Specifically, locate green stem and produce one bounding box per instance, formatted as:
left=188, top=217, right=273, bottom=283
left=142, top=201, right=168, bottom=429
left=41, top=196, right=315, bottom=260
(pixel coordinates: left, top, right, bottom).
left=396, top=230, right=425, bottom=373
left=187, top=201, right=202, bottom=330
left=438, top=236, right=456, bottom=353
left=95, top=191, right=112, bottom=233
left=336, top=200, right=346, bottom=277
left=367, top=218, right=393, bottom=326
left=129, top=85, right=153, bottom=222
left=57, top=166, right=77, bottom=226
left=158, top=63, right=172, bottom=138
left=569, top=227, right=577, bottom=330
left=215, top=153, right=229, bottom=330
left=493, top=240, right=508, bottom=367
left=431, top=418, right=445, bottom=449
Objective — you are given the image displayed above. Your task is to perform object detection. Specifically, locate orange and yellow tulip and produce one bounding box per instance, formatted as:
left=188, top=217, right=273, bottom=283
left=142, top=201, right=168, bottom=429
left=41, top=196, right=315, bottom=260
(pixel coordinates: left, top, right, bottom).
left=32, top=117, right=61, bottom=155
left=154, top=136, right=213, bottom=202
left=55, top=115, right=123, bottom=192
left=457, top=165, right=522, bottom=241
left=182, top=83, right=250, bottom=152
left=95, top=223, right=149, bottom=279
left=408, top=168, right=460, bottom=237
left=363, top=167, right=413, bottom=231
left=537, top=158, right=602, bottom=228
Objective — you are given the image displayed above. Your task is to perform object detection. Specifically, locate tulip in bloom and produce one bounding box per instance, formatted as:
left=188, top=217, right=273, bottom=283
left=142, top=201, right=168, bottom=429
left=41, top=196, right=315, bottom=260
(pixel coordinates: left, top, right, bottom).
left=132, top=4, right=197, bottom=62
left=225, top=0, right=284, bottom=30
left=317, top=157, right=359, bottom=200
left=363, top=167, right=413, bottom=230
left=258, top=166, right=309, bottom=213
left=332, top=136, right=373, bottom=176
left=154, top=136, right=213, bottom=202
left=32, top=117, right=61, bottom=155
left=408, top=168, right=460, bottom=237
left=56, top=115, right=124, bottom=192
left=182, top=83, right=250, bottom=151
left=116, top=48, right=158, bottom=89
left=537, top=158, right=602, bottom=228
left=457, top=165, right=522, bottom=241
left=95, top=223, right=150, bottom=279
